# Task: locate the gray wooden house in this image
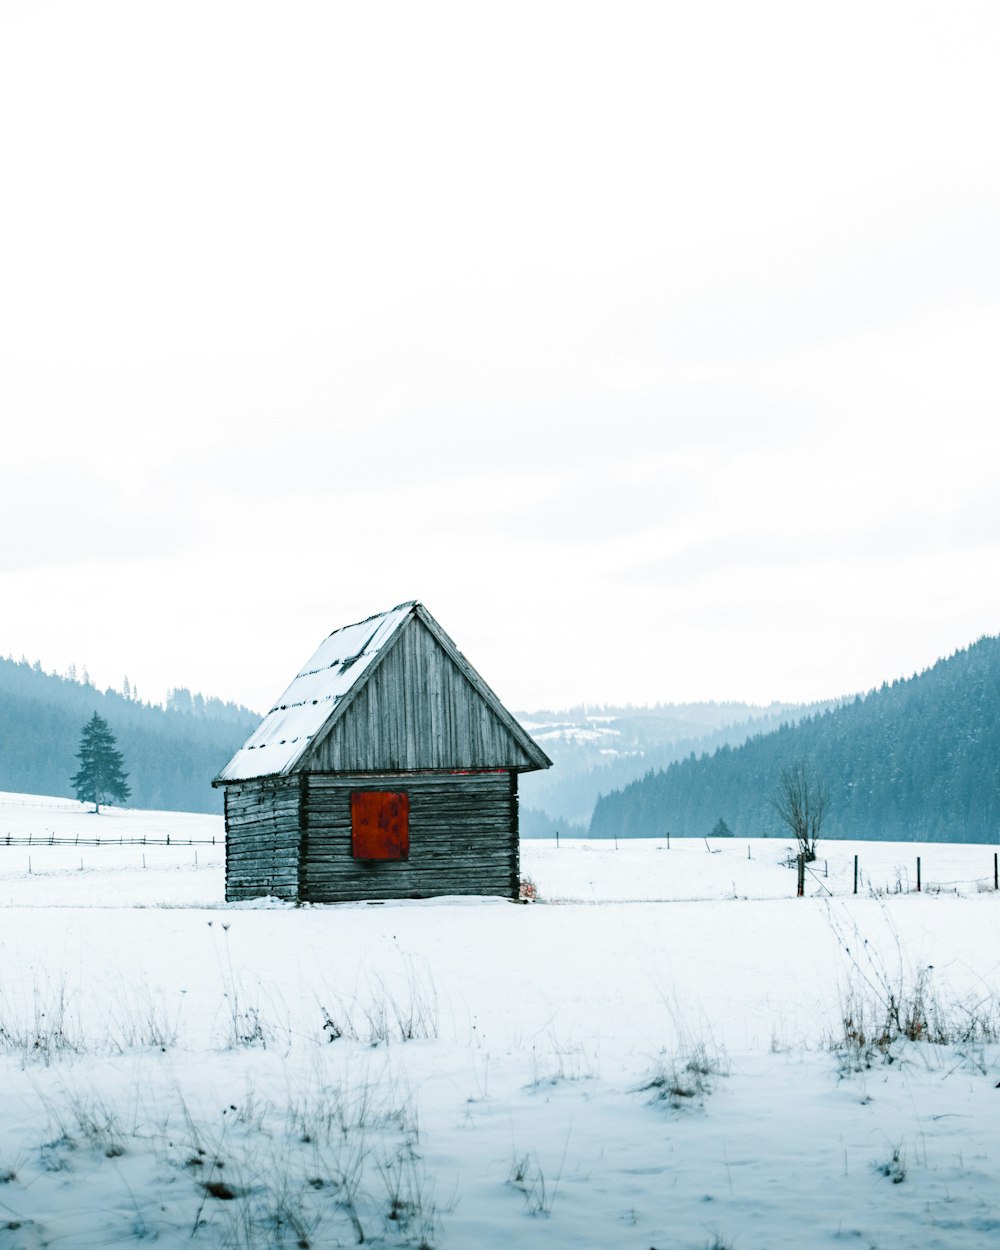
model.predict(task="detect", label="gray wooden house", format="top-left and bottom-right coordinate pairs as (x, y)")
top-left (214, 602), bottom-right (551, 902)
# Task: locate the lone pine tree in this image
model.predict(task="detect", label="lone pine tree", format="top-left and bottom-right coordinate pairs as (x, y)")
top-left (71, 712), bottom-right (131, 813)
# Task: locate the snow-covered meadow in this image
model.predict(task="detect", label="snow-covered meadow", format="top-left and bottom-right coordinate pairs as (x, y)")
top-left (1, 793), bottom-right (998, 1249)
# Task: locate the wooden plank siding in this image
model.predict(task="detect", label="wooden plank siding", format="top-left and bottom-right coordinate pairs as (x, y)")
top-left (224, 777), bottom-right (302, 901)
top-left (303, 616), bottom-right (537, 773)
top-left (300, 771), bottom-right (519, 903)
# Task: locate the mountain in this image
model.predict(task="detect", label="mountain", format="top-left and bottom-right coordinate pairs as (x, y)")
top-left (0, 657), bottom-right (259, 814)
top-left (516, 699), bottom-right (834, 836)
top-left (590, 635), bottom-right (1000, 844)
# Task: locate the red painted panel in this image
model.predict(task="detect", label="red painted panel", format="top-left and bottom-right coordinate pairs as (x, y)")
top-left (351, 791), bottom-right (409, 860)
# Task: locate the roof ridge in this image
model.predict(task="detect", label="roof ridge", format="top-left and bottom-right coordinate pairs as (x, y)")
top-left (323, 601), bottom-right (417, 639)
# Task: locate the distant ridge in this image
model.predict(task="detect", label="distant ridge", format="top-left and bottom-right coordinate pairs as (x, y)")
top-left (0, 658), bottom-right (258, 814)
top-left (590, 635), bottom-right (1000, 844)
top-left (516, 697), bottom-right (834, 834)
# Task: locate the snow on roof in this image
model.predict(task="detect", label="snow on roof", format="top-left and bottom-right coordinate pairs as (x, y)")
top-left (215, 602), bottom-right (415, 783)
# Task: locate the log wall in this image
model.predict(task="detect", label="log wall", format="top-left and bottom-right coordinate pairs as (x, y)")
top-left (224, 776), bottom-right (302, 902)
top-left (301, 770), bottom-right (519, 903)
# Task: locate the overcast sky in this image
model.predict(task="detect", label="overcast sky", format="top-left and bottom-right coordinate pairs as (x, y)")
top-left (1, 1), bottom-right (998, 715)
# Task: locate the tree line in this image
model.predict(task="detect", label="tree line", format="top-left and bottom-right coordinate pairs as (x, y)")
top-left (517, 697), bottom-right (835, 828)
top-left (589, 634), bottom-right (1000, 844)
top-left (0, 656), bottom-right (259, 814)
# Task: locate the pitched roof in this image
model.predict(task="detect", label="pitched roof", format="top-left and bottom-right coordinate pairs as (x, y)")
top-left (215, 601), bottom-right (551, 783)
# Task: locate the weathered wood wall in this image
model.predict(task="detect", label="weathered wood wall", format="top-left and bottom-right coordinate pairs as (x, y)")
top-left (301, 770), bottom-right (519, 903)
top-left (224, 776), bottom-right (301, 902)
top-left (305, 616), bottom-right (537, 772)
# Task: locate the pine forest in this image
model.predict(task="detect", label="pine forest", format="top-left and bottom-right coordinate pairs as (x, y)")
top-left (590, 635), bottom-right (1000, 844)
top-left (0, 657), bottom-right (258, 814)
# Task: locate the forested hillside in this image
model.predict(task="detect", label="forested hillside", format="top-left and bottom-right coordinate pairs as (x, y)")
top-left (517, 698), bottom-right (828, 834)
top-left (0, 658), bottom-right (258, 813)
top-left (590, 635), bottom-right (1000, 844)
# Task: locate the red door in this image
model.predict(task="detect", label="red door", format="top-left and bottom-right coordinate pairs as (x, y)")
top-left (351, 791), bottom-right (409, 860)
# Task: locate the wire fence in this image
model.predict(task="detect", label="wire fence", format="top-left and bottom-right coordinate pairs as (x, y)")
top-left (799, 850), bottom-right (1000, 898)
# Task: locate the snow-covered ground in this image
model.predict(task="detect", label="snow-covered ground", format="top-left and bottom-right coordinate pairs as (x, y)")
top-left (0, 793), bottom-right (998, 1248)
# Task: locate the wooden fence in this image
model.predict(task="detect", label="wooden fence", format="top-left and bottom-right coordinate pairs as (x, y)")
top-left (1, 833), bottom-right (218, 847)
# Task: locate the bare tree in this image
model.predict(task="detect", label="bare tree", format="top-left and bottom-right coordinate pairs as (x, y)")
top-left (770, 761), bottom-right (827, 862)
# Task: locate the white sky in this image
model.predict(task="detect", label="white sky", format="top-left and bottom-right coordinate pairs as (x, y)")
top-left (1, 1), bottom-right (998, 714)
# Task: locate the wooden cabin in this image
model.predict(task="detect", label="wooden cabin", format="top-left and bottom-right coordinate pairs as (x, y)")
top-left (214, 602), bottom-right (551, 902)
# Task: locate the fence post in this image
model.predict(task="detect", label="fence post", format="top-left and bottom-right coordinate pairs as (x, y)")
top-left (853, 854), bottom-right (858, 895)
top-left (916, 856), bottom-right (921, 893)
top-left (555, 830), bottom-right (559, 849)
top-left (796, 853), bottom-right (805, 897)
top-left (995, 852), bottom-right (998, 891)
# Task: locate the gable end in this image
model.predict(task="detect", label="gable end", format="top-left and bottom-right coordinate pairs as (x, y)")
top-left (301, 611), bottom-right (550, 773)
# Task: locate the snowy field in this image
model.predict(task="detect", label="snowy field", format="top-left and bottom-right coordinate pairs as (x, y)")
top-left (1, 794), bottom-right (999, 1249)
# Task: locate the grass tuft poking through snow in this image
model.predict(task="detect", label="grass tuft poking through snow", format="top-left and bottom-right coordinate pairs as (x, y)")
top-left (507, 1150), bottom-right (556, 1218)
top-left (874, 1142), bottom-right (907, 1184)
top-left (157, 1062), bottom-right (444, 1247)
top-left (640, 1039), bottom-right (729, 1109)
top-left (316, 957), bottom-right (440, 1047)
top-left (828, 902), bottom-right (1000, 1072)
top-left (0, 977), bottom-right (84, 1066)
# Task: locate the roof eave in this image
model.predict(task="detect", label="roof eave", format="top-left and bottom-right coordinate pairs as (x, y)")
top-left (213, 756), bottom-right (303, 787)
